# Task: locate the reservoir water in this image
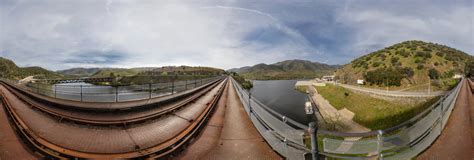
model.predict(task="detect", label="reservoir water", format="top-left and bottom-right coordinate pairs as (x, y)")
top-left (249, 80), bottom-right (312, 125)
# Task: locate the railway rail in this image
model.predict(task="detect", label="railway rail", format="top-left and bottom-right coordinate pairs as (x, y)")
top-left (0, 78), bottom-right (228, 159)
top-left (0, 78), bottom-right (223, 125)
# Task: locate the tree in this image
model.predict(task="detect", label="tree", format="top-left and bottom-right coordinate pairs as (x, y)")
top-left (428, 68), bottom-right (440, 79)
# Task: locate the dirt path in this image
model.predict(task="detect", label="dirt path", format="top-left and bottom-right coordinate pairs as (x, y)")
top-left (177, 79), bottom-right (281, 160)
top-left (417, 79), bottom-right (473, 159)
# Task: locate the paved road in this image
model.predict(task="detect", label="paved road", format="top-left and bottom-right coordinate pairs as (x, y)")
top-left (177, 80), bottom-right (281, 160)
top-left (337, 83), bottom-right (446, 97)
top-left (417, 79), bottom-right (473, 159)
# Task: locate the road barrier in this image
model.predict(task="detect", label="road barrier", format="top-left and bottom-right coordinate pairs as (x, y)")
top-left (1, 76), bottom-right (222, 102)
top-left (232, 78), bottom-right (464, 159)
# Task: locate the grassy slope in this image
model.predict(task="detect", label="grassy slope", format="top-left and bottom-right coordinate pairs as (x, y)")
top-left (0, 57), bottom-right (63, 80)
top-left (336, 40), bottom-right (473, 90)
top-left (239, 60), bottom-right (338, 80)
top-left (315, 84), bottom-right (439, 130)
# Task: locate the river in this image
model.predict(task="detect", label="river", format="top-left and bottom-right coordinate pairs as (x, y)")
top-left (249, 80), bottom-right (313, 125)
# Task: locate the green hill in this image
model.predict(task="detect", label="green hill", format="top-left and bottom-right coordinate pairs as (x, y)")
top-left (57, 68), bottom-right (102, 77)
top-left (118, 66), bottom-right (224, 84)
top-left (0, 57), bottom-right (63, 80)
top-left (336, 40), bottom-right (473, 89)
top-left (235, 59), bottom-right (339, 80)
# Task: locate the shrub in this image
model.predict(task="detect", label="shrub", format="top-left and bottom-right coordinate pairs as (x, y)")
top-left (391, 57), bottom-right (399, 64)
top-left (364, 67), bottom-right (405, 86)
top-left (372, 62), bottom-right (381, 67)
top-left (428, 68), bottom-right (440, 79)
top-left (417, 64), bottom-right (424, 70)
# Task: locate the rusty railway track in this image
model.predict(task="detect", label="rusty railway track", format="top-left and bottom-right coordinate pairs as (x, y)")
top-left (0, 77), bottom-right (223, 111)
top-left (0, 78), bottom-right (224, 126)
top-left (0, 77), bottom-right (228, 159)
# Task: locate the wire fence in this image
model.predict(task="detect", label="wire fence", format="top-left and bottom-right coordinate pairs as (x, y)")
top-left (2, 76), bottom-right (223, 102)
top-left (231, 77), bottom-right (464, 160)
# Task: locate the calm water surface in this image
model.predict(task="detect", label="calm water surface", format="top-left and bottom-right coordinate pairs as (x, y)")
top-left (250, 80), bottom-right (312, 124)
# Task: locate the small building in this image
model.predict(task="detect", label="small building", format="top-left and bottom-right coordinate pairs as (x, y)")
top-left (453, 74), bottom-right (463, 79)
top-left (357, 79), bottom-right (365, 85)
top-left (322, 75), bottom-right (335, 82)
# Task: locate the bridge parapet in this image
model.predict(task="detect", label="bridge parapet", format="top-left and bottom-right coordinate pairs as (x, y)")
top-left (232, 78), bottom-right (465, 160)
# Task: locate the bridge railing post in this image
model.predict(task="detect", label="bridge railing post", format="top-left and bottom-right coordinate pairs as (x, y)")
top-left (308, 122), bottom-right (319, 160)
top-left (171, 80), bottom-right (174, 95)
top-left (439, 100), bottom-right (444, 132)
top-left (115, 86), bottom-right (118, 102)
top-left (377, 130), bottom-right (384, 159)
top-left (149, 83), bottom-right (152, 99)
top-left (54, 85), bottom-right (57, 98)
top-left (80, 85), bottom-right (83, 102)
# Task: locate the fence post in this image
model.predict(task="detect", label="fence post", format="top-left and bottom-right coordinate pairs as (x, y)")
top-left (377, 130), bottom-right (384, 159)
top-left (115, 86), bottom-right (118, 102)
top-left (194, 79), bottom-right (197, 88)
top-left (149, 83), bottom-right (152, 99)
top-left (309, 122), bottom-right (319, 160)
top-left (54, 85), bottom-right (57, 98)
top-left (248, 92), bottom-right (252, 113)
top-left (439, 100), bottom-right (444, 130)
top-left (171, 80), bottom-right (174, 95)
top-left (80, 85), bottom-right (83, 102)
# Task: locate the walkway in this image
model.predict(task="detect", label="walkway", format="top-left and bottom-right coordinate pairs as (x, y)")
top-left (177, 79), bottom-right (281, 160)
top-left (417, 79), bottom-right (473, 159)
top-left (0, 97), bottom-right (38, 159)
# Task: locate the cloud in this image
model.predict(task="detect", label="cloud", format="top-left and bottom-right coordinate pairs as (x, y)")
top-left (0, 0), bottom-right (472, 70)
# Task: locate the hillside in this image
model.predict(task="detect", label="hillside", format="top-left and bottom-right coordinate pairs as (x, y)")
top-left (57, 68), bottom-right (102, 77)
top-left (336, 40), bottom-right (473, 89)
top-left (0, 57), bottom-right (63, 80)
top-left (118, 66), bottom-right (225, 84)
top-left (234, 59), bottom-right (339, 80)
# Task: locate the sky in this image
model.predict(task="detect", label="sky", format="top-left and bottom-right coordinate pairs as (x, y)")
top-left (0, 0), bottom-right (473, 71)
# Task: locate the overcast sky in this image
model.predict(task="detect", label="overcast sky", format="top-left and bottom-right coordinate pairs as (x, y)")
top-left (0, 0), bottom-right (473, 70)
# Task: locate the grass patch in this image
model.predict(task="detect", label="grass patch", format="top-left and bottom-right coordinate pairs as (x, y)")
top-left (295, 85), bottom-right (308, 93)
top-left (315, 84), bottom-right (440, 130)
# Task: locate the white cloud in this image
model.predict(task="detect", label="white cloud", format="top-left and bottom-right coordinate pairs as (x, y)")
top-left (0, 0), bottom-right (315, 70)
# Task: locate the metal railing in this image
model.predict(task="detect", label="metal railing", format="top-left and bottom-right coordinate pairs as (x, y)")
top-left (231, 78), bottom-right (312, 160)
top-left (1, 76), bottom-right (223, 102)
top-left (232, 77), bottom-right (464, 160)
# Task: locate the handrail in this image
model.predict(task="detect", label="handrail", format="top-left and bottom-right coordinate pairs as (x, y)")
top-left (232, 76), bottom-right (465, 159)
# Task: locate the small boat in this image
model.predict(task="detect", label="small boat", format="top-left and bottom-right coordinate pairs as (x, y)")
top-left (305, 100), bottom-right (313, 115)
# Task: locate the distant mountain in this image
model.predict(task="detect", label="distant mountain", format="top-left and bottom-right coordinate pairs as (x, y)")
top-left (57, 68), bottom-right (102, 77)
top-left (336, 40), bottom-right (474, 88)
top-left (235, 59), bottom-right (340, 80)
top-left (0, 57), bottom-right (63, 80)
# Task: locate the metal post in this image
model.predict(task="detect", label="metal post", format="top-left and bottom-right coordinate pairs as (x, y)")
top-left (149, 83), bottom-right (152, 99)
top-left (309, 122), bottom-right (319, 160)
top-left (377, 130), bottom-right (384, 159)
top-left (171, 80), bottom-right (174, 95)
top-left (439, 101), bottom-right (444, 130)
top-left (54, 85), bottom-right (57, 98)
top-left (80, 85), bottom-right (83, 102)
top-left (115, 86), bottom-right (118, 102)
top-left (194, 79), bottom-right (197, 88)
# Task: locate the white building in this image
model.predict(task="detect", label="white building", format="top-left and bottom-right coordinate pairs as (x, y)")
top-left (357, 79), bottom-right (365, 85)
top-left (322, 75), bottom-right (335, 82)
top-left (453, 74), bottom-right (463, 79)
